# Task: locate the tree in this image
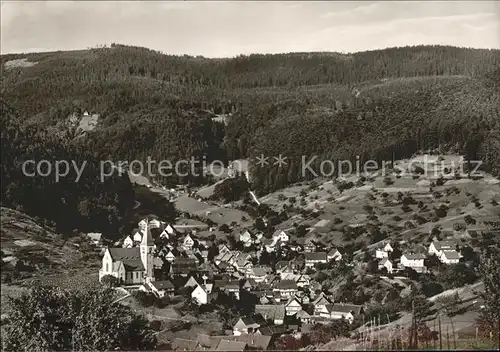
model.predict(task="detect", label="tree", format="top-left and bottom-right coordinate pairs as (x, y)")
top-left (476, 250), bottom-right (500, 343)
top-left (464, 215), bottom-right (476, 225)
top-left (2, 286), bottom-right (155, 351)
top-left (274, 335), bottom-right (302, 350)
top-left (100, 274), bottom-right (119, 287)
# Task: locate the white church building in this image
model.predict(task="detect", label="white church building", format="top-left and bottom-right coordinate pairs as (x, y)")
top-left (99, 227), bottom-right (155, 285)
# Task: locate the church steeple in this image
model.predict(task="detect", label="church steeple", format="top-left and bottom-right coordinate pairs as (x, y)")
top-left (140, 226), bottom-right (155, 282)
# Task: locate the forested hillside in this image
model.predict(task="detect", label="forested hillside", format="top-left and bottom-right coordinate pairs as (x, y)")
top-left (0, 100), bottom-right (135, 235)
top-left (1, 44), bottom-right (499, 196)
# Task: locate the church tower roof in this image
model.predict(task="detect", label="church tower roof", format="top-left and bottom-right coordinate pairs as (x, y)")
top-left (141, 227), bottom-right (154, 246)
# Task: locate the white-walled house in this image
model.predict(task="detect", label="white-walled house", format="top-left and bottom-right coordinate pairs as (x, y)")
top-left (305, 252), bottom-right (328, 268)
top-left (439, 250), bottom-right (461, 264)
top-left (191, 283), bottom-right (215, 305)
top-left (376, 243), bottom-right (393, 259)
top-left (122, 235), bottom-right (134, 248)
top-left (138, 219), bottom-right (148, 231)
top-left (285, 296), bottom-right (303, 316)
top-left (149, 219), bottom-right (162, 229)
top-left (183, 234), bottom-right (195, 249)
top-left (400, 253), bottom-right (426, 272)
top-left (378, 258), bottom-right (393, 274)
top-left (428, 241), bottom-right (456, 257)
top-left (327, 248), bottom-right (343, 262)
top-left (133, 230), bottom-right (144, 243)
top-left (273, 230), bottom-right (289, 243)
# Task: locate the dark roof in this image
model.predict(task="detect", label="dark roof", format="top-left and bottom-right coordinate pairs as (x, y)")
top-left (433, 241), bottom-right (456, 250)
top-left (109, 247), bottom-right (140, 260)
top-left (330, 303), bottom-right (363, 315)
top-left (122, 259), bottom-right (144, 271)
top-left (108, 248), bottom-right (144, 271)
top-left (151, 280), bottom-right (174, 290)
top-left (305, 252), bottom-right (327, 261)
top-left (274, 279), bottom-right (298, 290)
top-left (258, 325), bottom-right (289, 336)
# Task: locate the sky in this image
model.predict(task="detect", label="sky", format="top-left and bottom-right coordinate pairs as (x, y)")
top-left (1, 1), bottom-right (499, 57)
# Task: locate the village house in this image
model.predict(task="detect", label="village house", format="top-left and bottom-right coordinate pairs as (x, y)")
top-left (148, 218), bottom-right (162, 229)
top-left (182, 234), bottom-right (195, 250)
top-left (191, 277), bottom-right (216, 305)
top-left (183, 276), bottom-right (200, 288)
top-left (122, 235), bottom-right (134, 248)
top-left (375, 242), bottom-right (394, 259)
top-left (324, 303), bottom-right (363, 324)
top-left (170, 258), bottom-right (198, 276)
top-left (221, 281), bottom-right (241, 299)
top-left (304, 237), bottom-right (318, 252)
top-left (428, 240), bottom-right (456, 257)
top-left (272, 230), bottom-right (289, 243)
top-left (247, 266), bottom-right (271, 283)
top-left (99, 227), bottom-right (155, 285)
top-left (312, 292), bottom-right (333, 316)
top-left (285, 296), bottom-right (303, 316)
top-left (400, 253), bottom-right (426, 272)
top-left (147, 280), bottom-right (175, 298)
top-left (439, 250), bottom-right (461, 264)
top-left (305, 252), bottom-right (328, 268)
top-left (138, 219), bottom-right (148, 231)
top-left (272, 280), bottom-right (298, 297)
top-left (195, 334), bottom-right (271, 351)
top-left (255, 305), bottom-right (285, 325)
top-left (164, 250), bottom-right (176, 262)
top-left (378, 258), bottom-right (394, 274)
top-left (233, 315), bottom-right (265, 335)
top-left (86, 232), bottom-right (102, 246)
top-left (327, 248), bottom-right (343, 262)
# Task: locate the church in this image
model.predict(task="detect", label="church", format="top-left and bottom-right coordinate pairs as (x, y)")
top-left (99, 227), bottom-right (155, 285)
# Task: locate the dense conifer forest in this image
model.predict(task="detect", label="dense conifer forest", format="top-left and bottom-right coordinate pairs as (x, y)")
top-left (1, 44), bottom-right (499, 225)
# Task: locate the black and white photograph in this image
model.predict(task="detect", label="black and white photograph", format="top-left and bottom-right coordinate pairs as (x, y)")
top-left (1, 1), bottom-right (499, 351)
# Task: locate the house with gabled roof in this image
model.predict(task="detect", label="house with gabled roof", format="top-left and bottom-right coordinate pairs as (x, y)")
top-left (148, 280), bottom-right (175, 298)
top-left (255, 305), bottom-right (285, 325)
top-left (439, 250), bottom-right (461, 264)
top-left (318, 303), bottom-right (363, 324)
top-left (273, 229), bottom-right (289, 243)
top-left (183, 275), bottom-right (199, 288)
top-left (272, 280), bottom-right (298, 297)
top-left (378, 258), bottom-right (393, 274)
top-left (285, 295), bottom-right (303, 316)
top-left (312, 292), bottom-right (333, 316)
top-left (375, 242), bottom-right (394, 259)
top-left (304, 237), bottom-right (318, 252)
top-left (305, 252), bottom-right (328, 268)
top-left (182, 234), bottom-right (195, 249)
top-left (247, 266), bottom-right (271, 283)
top-left (122, 235), bottom-right (134, 248)
top-left (233, 315), bottom-right (266, 335)
top-left (400, 253), bottom-right (426, 272)
top-left (428, 240), bottom-right (456, 257)
top-left (138, 218), bottom-right (148, 231)
top-left (327, 248), bottom-right (343, 262)
top-left (296, 309), bottom-right (312, 324)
